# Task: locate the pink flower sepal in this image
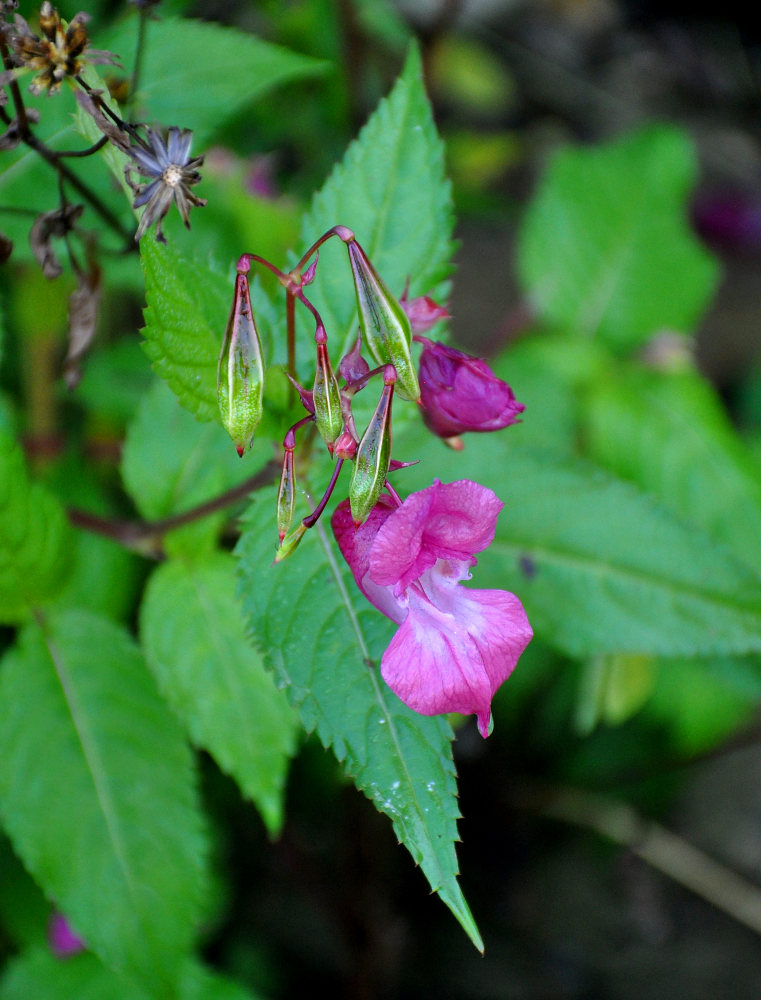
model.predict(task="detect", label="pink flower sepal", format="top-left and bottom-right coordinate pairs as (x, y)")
top-left (331, 479), bottom-right (532, 737)
top-left (399, 282), bottom-right (450, 334)
top-left (416, 337), bottom-right (525, 440)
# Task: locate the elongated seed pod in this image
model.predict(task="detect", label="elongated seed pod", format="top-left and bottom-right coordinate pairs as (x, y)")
top-left (217, 271), bottom-right (265, 456)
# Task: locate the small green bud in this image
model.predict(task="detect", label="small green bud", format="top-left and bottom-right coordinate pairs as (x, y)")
top-left (349, 365), bottom-right (396, 524)
top-left (312, 329), bottom-right (343, 451)
top-left (217, 271), bottom-right (265, 456)
top-left (341, 236), bottom-right (420, 403)
top-left (274, 522), bottom-right (307, 562)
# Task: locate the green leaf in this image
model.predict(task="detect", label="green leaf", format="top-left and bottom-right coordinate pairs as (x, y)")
top-left (490, 333), bottom-right (609, 455)
top-left (647, 657), bottom-right (759, 754)
top-left (140, 553), bottom-right (298, 835)
top-left (75, 336), bottom-right (154, 429)
top-left (0, 950), bottom-right (263, 1000)
top-left (140, 234), bottom-right (284, 422)
top-left (298, 43), bottom-right (454, 357)
top-left (0, 102), bottom-right (90, 255)
top-left (140, 240), bottom-right (231, 421)
top-left (0, 611), bottom-right (208, 989)
top-left (394, 433), bottom-right (761, 659)
top-left (51, 529), bottom-right (142, 621)
top-left (0, 429), bottom-right (74, 623)
top-left (175, 955), bottom-right (265, 1000)
top-left (489, 452), bottom-right (761, 657)
top-left (101, 17), bottom-right (329, 147)
top-left (121, 379), bottom-right (266, 556)
top-left (0, 950), bottom-right (145, 1000)
top-left (0, 839), bottom-right (50, 951)
top-left (517, 125), bottom-right (720, 352)
top-left (583, 364), bottom-right (761, 573)
top-left (236, 490), bottom-right (483, 951)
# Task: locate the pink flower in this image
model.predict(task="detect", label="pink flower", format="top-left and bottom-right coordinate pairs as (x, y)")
top-left (416, 337), bottom-right (525, 440)
top-left (48, 912), bottom-right (85, 958)
top-left (331, 480), bottom-right (532, 737)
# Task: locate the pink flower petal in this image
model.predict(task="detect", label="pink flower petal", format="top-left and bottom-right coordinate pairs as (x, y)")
top-left (380, 572), bottom-right (532, 737)
top-left (331, 497), bottom-right (404, 622)
top-left (369, 480), bottom-right (503, 592)
top-left (332, 479), bottom-right (533, 737)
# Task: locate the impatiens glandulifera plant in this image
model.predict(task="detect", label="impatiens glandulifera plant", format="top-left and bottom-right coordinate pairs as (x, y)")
top-left (216, 229), bottom-right (531, 689)
top-left (7, 6), bottom-right (761, 994)
top-left (2, 29), bottom-right (533, 975)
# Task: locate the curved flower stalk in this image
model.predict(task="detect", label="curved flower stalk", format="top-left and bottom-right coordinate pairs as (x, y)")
top-left (331, 479), bottom-right (533, 737)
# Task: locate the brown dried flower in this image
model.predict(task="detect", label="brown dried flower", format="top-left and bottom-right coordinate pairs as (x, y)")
top-left (1, 2), bottom-right (117, 96)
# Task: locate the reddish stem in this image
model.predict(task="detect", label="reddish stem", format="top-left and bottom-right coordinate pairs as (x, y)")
top-left (302, 459), bottom-right (345, 529)
top-left (295, 224), bottom-right (355, 273)
top-left (384, 480), bottom-right (403, 507)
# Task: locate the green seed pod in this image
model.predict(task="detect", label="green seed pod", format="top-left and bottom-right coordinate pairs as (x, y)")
top-left (277, 430), bottom-right (297, 542)
top-left (349, 365), bottom-right (396, 524)
top-left (274, 522), bottom-right (307, 563)
top-left (343, 237), bottom-right (420, 403)
top-left (312, 332), bottom-right (343, 451)
top-left (217, 271), bottom-right (265, 456)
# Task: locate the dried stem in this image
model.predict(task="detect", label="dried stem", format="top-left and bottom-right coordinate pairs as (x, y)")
top-left (57, 135), bottom-right (109, 158)
top-left (515, 782), bottom-right (761, 938)
top-left (0, 35), bottom-right (132, 244)
top-left (0, 32), bottom-right (29, 134)
top-left (68, 459), bottom-right (280, 552)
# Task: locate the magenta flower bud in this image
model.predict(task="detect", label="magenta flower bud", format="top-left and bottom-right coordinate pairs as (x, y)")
top-left (334, 429), bottom-right (358, 461)
top-left (286, 373), bottom-right (315, 415)
top-left (339, 334), bottom-right (370, 386)
top-left (48, 912), bottom-right (86, 958)
top-left (416, 337), bottom-right (525, 440)
top-left (399, 281), bottom-right (450, 334)
top-left (301, 255), bottom-right (319, 286)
